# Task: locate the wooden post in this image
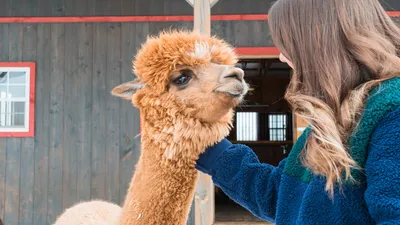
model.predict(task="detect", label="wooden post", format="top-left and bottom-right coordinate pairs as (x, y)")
top-left (194, 0), bottom-right (210, 34)
top-left (185, 1), bottom-right (219, 224)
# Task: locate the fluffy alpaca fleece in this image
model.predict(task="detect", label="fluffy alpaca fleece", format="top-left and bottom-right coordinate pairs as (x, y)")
top-left (53, 30), bottom-right (247, 225)
top-left (52, 200), bottom-right (121, 225)
top-left (117, 94), bottom-right (234, 225)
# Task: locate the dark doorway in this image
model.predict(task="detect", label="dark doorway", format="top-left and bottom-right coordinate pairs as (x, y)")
top-left (214, 58), bottom-right (293, 223)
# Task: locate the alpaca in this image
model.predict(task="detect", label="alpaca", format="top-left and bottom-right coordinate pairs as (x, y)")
top-left (53, 30), bottom-right (248, 225)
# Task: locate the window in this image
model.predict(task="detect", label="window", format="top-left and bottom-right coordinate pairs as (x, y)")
top-left (236, 112), bottom-right (258, 141)
top-left (234, 112), bottom-right (292, 142)
top-left (268, 113), bottom-right (287, 141)
top-left (0, 62), bottom-right (35, 137)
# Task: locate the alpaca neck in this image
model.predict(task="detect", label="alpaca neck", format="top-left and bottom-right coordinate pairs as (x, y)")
top-left (119, 116), bottom-right (231, 225)
top-left (118, 140), bottom-right (199, 225)
top-left (118, 94), bottom-right (232, 225)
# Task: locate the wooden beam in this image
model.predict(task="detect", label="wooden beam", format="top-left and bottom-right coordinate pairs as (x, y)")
top-left (193, 0), bottom-right (211, 35)
top-left (194, 174), bottom-right (214, 225)
top-left (186, 0), bottom-right (215, 224)
top-left (1, 11), bottom-right (400, 24)
top-left (187, 0), bottom-right (219, 9)
top-left (186, 0), bottom-right (194, 7)
top-left (210, 0), bottom-right (220, 7)
top-left (0, 14), bottom-right (270, 24)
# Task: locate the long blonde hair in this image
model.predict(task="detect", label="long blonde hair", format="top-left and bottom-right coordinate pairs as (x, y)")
top-left (268, 0), bottom-right (400, 196)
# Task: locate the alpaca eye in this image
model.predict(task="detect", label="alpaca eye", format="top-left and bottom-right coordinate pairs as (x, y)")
top-left (172, 70), bottom-right (193, 86)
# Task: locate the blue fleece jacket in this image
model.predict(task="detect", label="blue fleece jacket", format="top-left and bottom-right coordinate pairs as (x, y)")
top-left (196, 77), bottom-right (400, 225)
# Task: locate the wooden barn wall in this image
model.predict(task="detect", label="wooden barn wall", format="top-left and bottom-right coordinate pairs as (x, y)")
top-left (0, 18), bottom-right (275, 225)
top-left (0, 0), bottom-right (281, 16)
top-left (0, 22), bottom-right (167, 225)
top-left (1, 0), bottom-right (399, 17)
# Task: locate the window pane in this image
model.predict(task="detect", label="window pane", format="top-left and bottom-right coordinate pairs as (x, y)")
top-left (270, 129), bottom-right (276, 141)
top-left (0, 112), bottom-right (26, 128)
top-left (0, 99), bottom-right (11, 114)
top-left (0, 85), bottom-right (7, 96)
top-left (0, 114), bottom-right (22, 127)
top-left (9, 71), bottom-right (26, 84)
top-left (13, 114), bottom-right (25, 126)
top-left (0, 102), bottom-right (5, 115)
top-left (13, 102), bottom-right (25, 113)
top-left (9, 86), bottom-right (26, 98)
top-left (278, 130), bottom-right (283, 141)
top-left (0, 72), bottom-right (7, 84)
top-left (0, 114), bottom-right (8, 126)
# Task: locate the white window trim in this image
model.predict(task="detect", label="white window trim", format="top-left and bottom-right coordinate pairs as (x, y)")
top-left (0, 66), bottom-right (31, 133)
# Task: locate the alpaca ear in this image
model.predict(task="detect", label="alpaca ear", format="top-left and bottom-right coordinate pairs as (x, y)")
top-left (111, 78), bottom-right (145, 100)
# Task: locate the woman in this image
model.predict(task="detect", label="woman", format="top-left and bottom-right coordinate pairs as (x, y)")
top-left (196, 0), bottom-right (400, 224)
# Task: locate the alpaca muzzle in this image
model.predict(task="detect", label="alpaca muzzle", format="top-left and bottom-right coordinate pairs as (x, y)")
top-left (216, 67), bottom-right (248, 100)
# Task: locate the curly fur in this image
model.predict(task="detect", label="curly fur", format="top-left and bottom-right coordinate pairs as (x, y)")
top-left (53, 30), bottom-right (246, 225)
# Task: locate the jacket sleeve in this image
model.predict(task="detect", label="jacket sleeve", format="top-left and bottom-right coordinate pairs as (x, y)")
top-left (364, 106), bottom-right (400, 224)
top-left (196, 139), bottom-right (285, 222)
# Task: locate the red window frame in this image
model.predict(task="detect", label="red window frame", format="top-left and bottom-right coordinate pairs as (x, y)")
top-left (0, 62), bottom-right (36, 137)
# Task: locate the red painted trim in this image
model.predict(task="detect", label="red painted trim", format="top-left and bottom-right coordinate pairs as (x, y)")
top-left (211, 14), bottom-right (268, 21)
top-left (0, 16), bottom-right (192, 23)
top-left (235, 47), bottom-right (280, 56)
top-left (0, 11), bottom-right (398, 23)
top-left (0, 14), bottom-right (268, 23)
top-left (0, 62), bottom-right (35, 137)
top-left (387, 11), bottom-right (400, 17)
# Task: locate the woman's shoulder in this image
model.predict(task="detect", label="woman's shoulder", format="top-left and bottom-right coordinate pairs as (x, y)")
top-left (356, 77), bottom-right (400, 139)
top-left (363, 105), bottom-right (400, 173)
top-left (370, 105), bottom-right (400, 142)
top-left (365, 105), bottom-right (400, 182)
top-left (365, 77), bottom-right (400, 107)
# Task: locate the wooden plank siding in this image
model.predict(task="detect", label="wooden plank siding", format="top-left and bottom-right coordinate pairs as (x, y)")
top-left (19, 23), bottom-right (37, 225)
top-left (0, 18), bottom-right (274, 224)
top-left (33, 23), bottom-right (51, 225)
top-left (4, 23), bottom-right (23, 225)
top-left (105, 22), bottom-right (122, 204)
top-left (90, 22), bottom-right (108, 202)
top-left (1, 0), bottom-right (400, 16)
top-left (0, 22), bottom-right (137, 225)
top-left (0, 22), bottom-right (9, 225)
top-left (0, 19), bottom-right (274, 224)
top-left (47, 23), bottom-right (65, 225)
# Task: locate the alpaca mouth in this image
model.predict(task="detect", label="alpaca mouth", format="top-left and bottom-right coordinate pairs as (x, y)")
top-left (215, 84), bottom-right (248, 100)
top-left (226, 92), bottom-right (242, 98)
top-left (215, 87), bottom-right (247, 100)
top-left (217, 90), bottom-right (245, 99)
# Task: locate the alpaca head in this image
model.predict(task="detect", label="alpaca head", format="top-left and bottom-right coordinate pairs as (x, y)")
top-left (112, 30), bottom-right (248, 123)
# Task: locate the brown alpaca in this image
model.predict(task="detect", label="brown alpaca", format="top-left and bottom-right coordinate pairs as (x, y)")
top-left (53, 30), bottom-right (248, 225)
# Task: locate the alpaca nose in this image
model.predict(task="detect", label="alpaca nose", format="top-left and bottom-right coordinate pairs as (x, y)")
top-left (224, 68), bottom-right (244, 81)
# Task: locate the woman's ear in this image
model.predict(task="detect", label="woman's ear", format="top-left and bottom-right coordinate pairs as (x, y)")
top-left (111, 78), bottom-right (145, 100)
